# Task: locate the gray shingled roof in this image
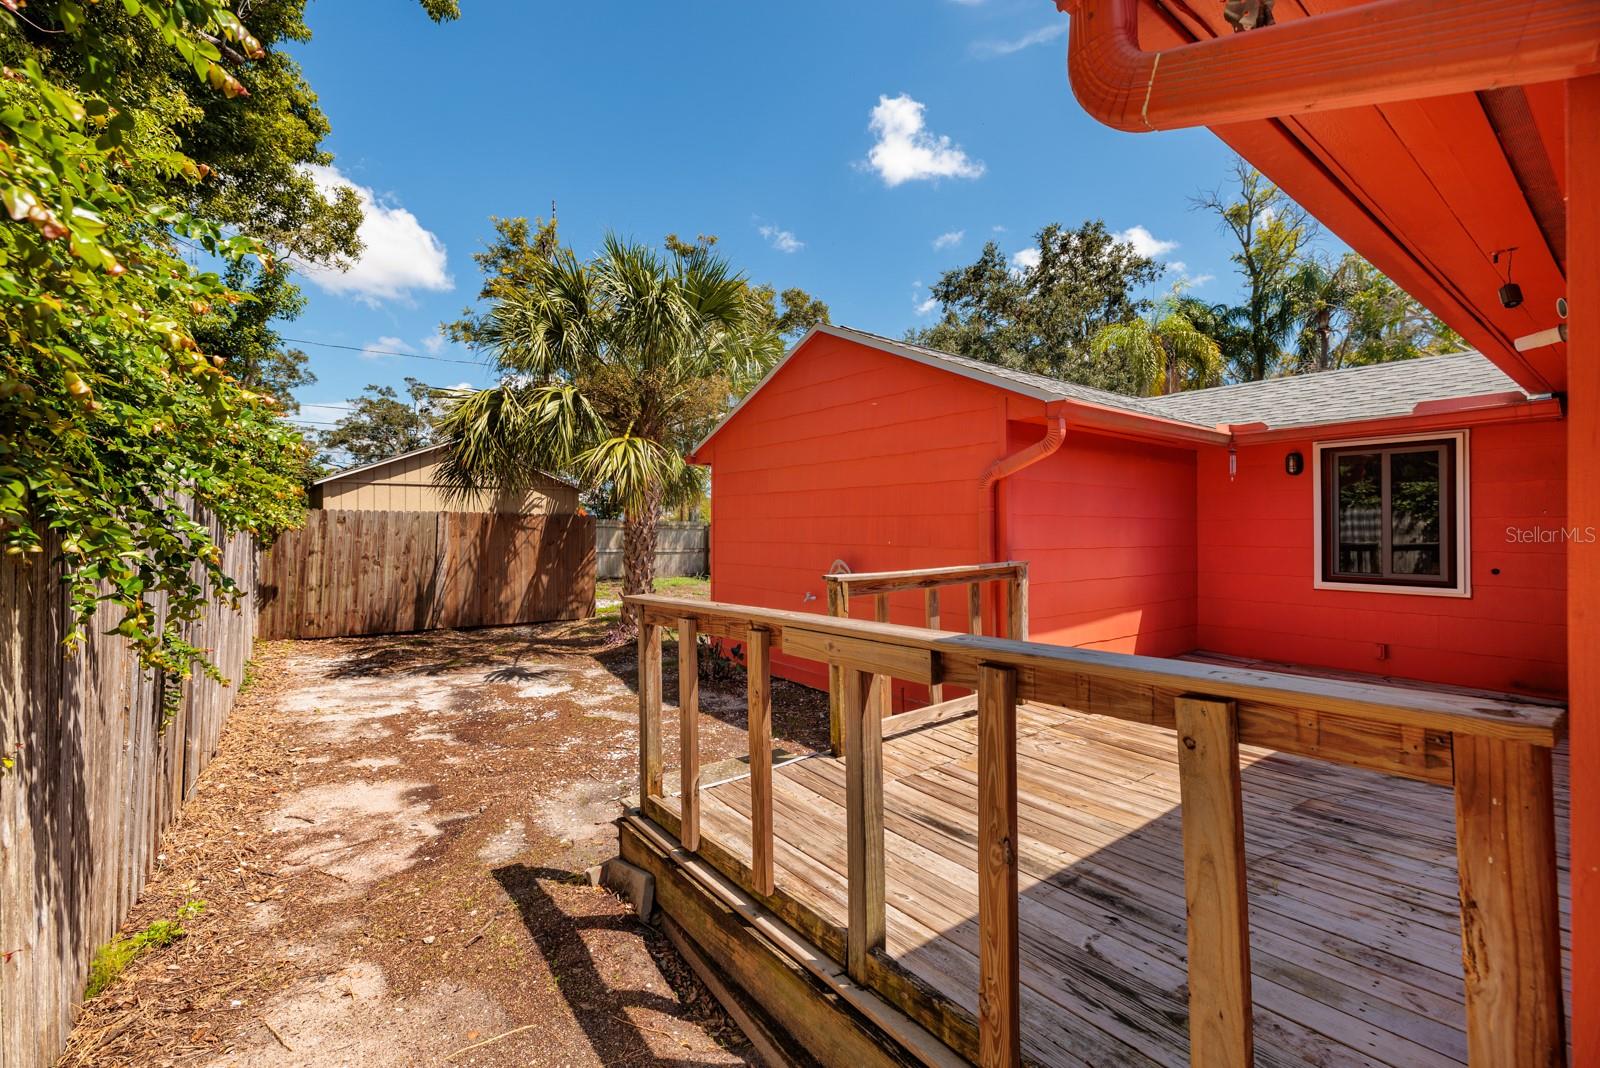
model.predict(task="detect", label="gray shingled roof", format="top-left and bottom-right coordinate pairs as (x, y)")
top-left (828, 326), bottom-right (1532, 431)
top-left (695, 325), bottom-right (1539, 456)
top-left (828, 326), bottom-right (1153, 416)
top-left (1140, 351), bottom-right (1528, 429)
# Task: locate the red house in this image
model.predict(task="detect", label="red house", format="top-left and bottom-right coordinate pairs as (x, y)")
top-left (692, 324), bottom-right (1566, 705)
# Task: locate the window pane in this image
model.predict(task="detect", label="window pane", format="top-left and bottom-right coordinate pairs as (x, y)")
top-left (1334, 453), bottom-right (1381, 575)
top-left (1390, 449), bottom-right (1443, 576)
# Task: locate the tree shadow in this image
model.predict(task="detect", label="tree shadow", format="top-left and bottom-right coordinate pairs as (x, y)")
top-left (490, 864), bottom-right (752, 1066)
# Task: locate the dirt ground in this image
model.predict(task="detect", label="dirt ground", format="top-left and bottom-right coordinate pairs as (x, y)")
top-left (61, 592), bottom-right (831, 1067)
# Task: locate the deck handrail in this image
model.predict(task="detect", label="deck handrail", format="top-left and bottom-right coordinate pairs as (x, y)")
top-left (824, 561), bottom-right (1029, 748)
top-left (627, 592), bottom-right (1568, 1068)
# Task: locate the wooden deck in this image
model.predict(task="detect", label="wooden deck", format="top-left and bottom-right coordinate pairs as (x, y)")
top-left (651, 697), bottom-right (1572, 1068)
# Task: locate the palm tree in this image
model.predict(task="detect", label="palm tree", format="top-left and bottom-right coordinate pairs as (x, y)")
top-left (1091, 299), bottom-right (1226, 396)
top-left (435, 235), bottom-right (778, 632)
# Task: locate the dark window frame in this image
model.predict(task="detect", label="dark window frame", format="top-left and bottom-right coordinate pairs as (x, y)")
top-left (1319, 438), bottom-right (1459, 590)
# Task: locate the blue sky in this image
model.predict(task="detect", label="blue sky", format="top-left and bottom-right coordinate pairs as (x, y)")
top-left (282, 1), bottom-right (1254, 431)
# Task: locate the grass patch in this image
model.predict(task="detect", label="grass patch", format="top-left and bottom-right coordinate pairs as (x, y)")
top-left (85, 901), bottom-right (205, 998)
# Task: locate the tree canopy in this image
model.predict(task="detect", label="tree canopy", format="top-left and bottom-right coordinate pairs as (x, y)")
top-left (0, 0), bottom-right (451, 686)
top-left (907, 220), bottom-right (1163, 391)
top-left (318, 379), bottom-right (438, 467)
top-left (437, 235), bottom-right (780, 629)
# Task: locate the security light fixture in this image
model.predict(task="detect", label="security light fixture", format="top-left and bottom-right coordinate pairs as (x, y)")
top-left (1285, 451), bottom-right (1304, 476)
top-left (1493, 248), bottom-right (1523, 309)
top-left (1224, 0), bottom-right (1275, 31)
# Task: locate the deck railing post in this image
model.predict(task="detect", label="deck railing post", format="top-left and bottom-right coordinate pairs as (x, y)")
top-left (978, 663), bottom-right (1021, 1068)
top-left (638, 621), bottom-right (662, 804)
top-left (873, 593), bottom-right (893, 720)
top-left (925, 588), bottom-right (945, 704)
top-left (843, 665), bottom-right (885, 983)
top-left (1007, 563), bottom-right (1029, 641)
top-left (1452, 736), bottom-right (1566, 1067)
top-left (748, 626), bottom-right (774, 896)
top-left (679, 618), bottom-right (700, 852)
top-left (1174, 695), bottom-right (1254, 1068)
top-left (826, 580), bottom-right (848, 757)
top-left (968, 581), bottom-right (983, 636)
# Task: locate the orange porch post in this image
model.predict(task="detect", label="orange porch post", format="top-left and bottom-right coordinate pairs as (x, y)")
top-left (1567, 72), bottom-right (1600, 1068)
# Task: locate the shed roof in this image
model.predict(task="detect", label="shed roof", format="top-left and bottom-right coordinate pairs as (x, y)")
top-left (312, 442), bottom-right (576, 488)
top-left (694, 324), bottom-right (1546, 456)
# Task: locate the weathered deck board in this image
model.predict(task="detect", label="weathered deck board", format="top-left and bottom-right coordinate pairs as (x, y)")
top-left (658, 699), bottom-right (1573, 1068)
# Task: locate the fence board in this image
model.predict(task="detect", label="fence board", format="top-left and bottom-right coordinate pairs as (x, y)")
top-left (595, 519), bottom-right (707, 579)
top-left (0, 506), bottom-right (257, 1068)
top-left (258, 510), bottom-right (595, 640)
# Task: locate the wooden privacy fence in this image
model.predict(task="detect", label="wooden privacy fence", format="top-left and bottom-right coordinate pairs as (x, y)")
top-left (257, 510), bottom-right (595, 640)
top-left (626, 590), bottom-right (1568, 1068)
top-left (596, 520), bottom-right (707, 579)
top-left (0, 512), bottom-right (257, 1068)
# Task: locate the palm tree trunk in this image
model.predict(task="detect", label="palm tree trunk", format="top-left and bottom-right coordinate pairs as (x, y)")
top-left (620, 484), bottom-right (663, 634)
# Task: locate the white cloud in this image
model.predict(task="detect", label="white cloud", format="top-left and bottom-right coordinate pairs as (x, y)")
top-left (1167, 260), bottom-right (1188, 275)
top-left (298, 164), bottom-right (452, 305)
top-left (421, 329), bottom-right (447, 355)
top-left (1010, 247), bottom-right (1041, 274)
top-left (912, 280), bottom-right (940, 317)
top-left (1113, 225), bottom-right (1179, 259)
top-left (932, 229), bottom-right (965, 250)
top-left (970, 22), bottom-right (1067, 59)
top-left (1184, 273), bottom-right (1216, 288)
top-left (865, 94), bottom-right (985, 187)
top-left (758, 224), bottom-right (804, 254)
top-left (362, 335), bottom-right (411, 359)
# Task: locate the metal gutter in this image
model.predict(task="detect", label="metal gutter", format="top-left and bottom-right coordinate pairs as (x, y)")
top-left (1060, 0), bottom-right (1600, 133)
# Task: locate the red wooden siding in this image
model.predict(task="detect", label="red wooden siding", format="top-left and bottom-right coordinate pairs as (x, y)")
top-left (1004, 428), bottom-right (1198, 656)
top-left (703, 334), bottom-right (1014, 701)
top-left (1195, 420), bottom-right (1567, 696)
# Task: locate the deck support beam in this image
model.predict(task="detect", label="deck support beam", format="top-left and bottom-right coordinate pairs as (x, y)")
top-left (1453, 736), bottom-right (1566, 1067)
top-left (638, 622), bottom-right (662, 803)
top-left (1175, 695), bottom-right (1254, 1068)
top-left (748, 626), bottom-right (774, 896)
top-left (679, 618), bottom-right (700, 852)
top-left (843, 665), bottom-right (886, 983)
top-left (977, 664), bottom-right (1021, 1068)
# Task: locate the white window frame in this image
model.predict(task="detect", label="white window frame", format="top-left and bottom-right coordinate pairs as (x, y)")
top-left (1311, 429), bottom-right (1471, 598)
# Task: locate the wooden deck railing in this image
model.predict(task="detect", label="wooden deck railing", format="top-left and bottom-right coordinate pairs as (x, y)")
top-left (626, 592), bottom-right (1568, 1068)
top-left (823, 561), bottom-right (1028, 751)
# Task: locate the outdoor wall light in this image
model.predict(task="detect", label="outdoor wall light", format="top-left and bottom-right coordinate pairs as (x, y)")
top-left (1285, 451), bottom-right (1304, 476)
top-left (1493, 247), bottom-right (1523, 309)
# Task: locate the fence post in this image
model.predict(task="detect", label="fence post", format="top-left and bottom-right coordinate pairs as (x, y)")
top-left (978, 664), bottom-right (1020, 1068)
top-left (638, 622), bottom-right (662, 804)
top-left (748, 626), bottom-right (774, 896)
top-left (1175, 695), bottom-right (1253, 1068)
top-left (843, 665), bottom-right (885, 983)
top-left (1453, 736), bottom-right (1565, 1067)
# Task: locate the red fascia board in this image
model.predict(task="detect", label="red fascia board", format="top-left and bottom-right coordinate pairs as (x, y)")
top-left (1059, 397), bottom-right (1231, 447)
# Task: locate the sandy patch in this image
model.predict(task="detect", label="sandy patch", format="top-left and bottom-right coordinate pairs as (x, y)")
top-left (201, 963), bottom-right (511, 1068)
top-left (271, 780), bottom-right (443, 892)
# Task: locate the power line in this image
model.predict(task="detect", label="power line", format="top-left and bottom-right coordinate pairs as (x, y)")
top-left (280, 336), bottom-right (486, 366)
